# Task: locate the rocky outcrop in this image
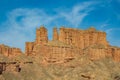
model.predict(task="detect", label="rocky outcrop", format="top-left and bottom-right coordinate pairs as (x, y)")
top-left (0, 26), bottom-right (120, 80)
top-left (53, 27), bottom-right (59, 41)
top-left (59, 27), bottom-right (109, 48)
top-left (25, 26), bottom-right (120, 63)
top-left (35, 26), bottom-right (48, 45)
top-left (0, 44), bottom-right (22, 57)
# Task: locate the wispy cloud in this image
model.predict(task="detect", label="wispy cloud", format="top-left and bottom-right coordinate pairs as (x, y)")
top-left (58, 1), bottom-right (97, 27)
top-left (0, 1), bottom-right (104, 51)
top-left (100, 23), bottom-right (109, 29)
top-left (7, 8), bottom-right (56, 31)
top-left (0, 8), bottom-right (56, 51)
top-left (106, 28), bottom-right (120, 47)
top-left (99, 19), bottom-right (110, 30)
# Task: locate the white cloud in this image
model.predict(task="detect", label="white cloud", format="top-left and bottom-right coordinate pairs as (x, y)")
top-left (0, 8), bottom-right (57, 52)
top-left (0, 1), bottom-right (99, 52)
top-left (100, 23), bottom-right (109, 29)
top-left (58, 1), bottom-right (97, 27)
top-left (99, 19), bottom-right (110, 30)
top-left (106, 28), bottom-right (120, 47)
top-left (7, 8), bottom-right (56, 31)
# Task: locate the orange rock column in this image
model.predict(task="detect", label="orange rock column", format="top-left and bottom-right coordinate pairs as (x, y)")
top-left (53, 27), bottom-right (59, 41)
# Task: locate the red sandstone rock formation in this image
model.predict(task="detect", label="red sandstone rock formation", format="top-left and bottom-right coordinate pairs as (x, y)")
top-left (0, 44), bottom-right (22, 57)
top-left (36, 26), bottom-right (48, 45)
top-left (25, 26), bottom-right (120, 63)
top-left (53, 27), bottom-right (59, 41)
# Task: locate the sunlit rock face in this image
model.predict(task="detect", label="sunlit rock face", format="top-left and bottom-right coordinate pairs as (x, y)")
top-left (25, 26), bottom-right (120, 64)
top-left (0, 44), bottom-right (22, 57)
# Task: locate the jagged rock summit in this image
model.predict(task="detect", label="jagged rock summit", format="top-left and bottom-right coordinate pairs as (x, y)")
top-left (0, 44), bottom-right (22, 57)
top-left (0, 26), bottom-right (120, 63)
top-left (25, 26), bottom-right (120, 64)
top-left (0, 26), bottom-right (120, 80)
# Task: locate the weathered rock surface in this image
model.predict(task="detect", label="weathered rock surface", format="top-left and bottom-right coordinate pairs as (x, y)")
top-left (25, 26), bottom-right (120, 63)
top-left (0, 26), bottom-right (120, 80)
top-left (0, 53), bottom-right (120, 80)
top-left (0, 44), bottom-right (22, 57)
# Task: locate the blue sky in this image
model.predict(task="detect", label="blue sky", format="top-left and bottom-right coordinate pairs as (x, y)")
top-left (0, 0), bottom-right (120, 51)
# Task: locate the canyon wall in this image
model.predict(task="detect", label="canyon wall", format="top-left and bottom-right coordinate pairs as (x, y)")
top-left (59, 27), bottom-right (109, 48)
top-left (25, 26), bottom-right (120, 63)
top-left (35, 26), bottom-right (48, 45)
top-left (0, 44), bottom-right (22, 57)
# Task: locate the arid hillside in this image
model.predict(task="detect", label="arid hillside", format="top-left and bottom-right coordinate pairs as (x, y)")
top-left (0, 53), bottom-right (120, 80)
top-left (0, 26), bottom-right (120, 80)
